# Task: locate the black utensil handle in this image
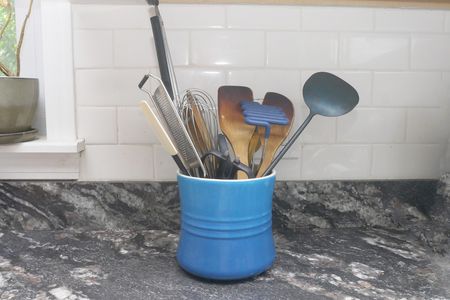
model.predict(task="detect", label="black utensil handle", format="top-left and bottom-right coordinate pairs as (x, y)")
top-left (232, 159), bottom-right (255, 179)
top-left (138, 74), bottom-right (149, 89)
top-left (217, 134), bottom-right (232, 178)
top-left (202, 151), bottom-right (225, 179)
top-left (150, 15), bottom-right (174, 100)
top-left (217, 134), bottom-right (228, 153)
top-left (263, 113), bottom-right (315, 177)
top-left (173, 155), bottom-right (188, 175)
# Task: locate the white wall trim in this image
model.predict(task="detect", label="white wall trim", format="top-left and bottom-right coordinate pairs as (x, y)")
top-left (0, 153), bottom-right (81, 180)
top-left (40, 0), bottom-right (77, 142)
top-left (0, 0), bottom-right (83, 180)
top-left (0, 138), bottom-right (84, 154)
top-left (15, 0), bottom-right (46, 134)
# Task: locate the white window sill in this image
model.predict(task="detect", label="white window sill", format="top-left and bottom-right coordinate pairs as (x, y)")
top-left (0, 138), bottom-right (85, 180)
top-left (0, 138), bottom-right (85, 154)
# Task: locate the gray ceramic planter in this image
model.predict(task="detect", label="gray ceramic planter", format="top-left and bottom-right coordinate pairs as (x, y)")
top-left (0, 77), bottom-right (38, 134)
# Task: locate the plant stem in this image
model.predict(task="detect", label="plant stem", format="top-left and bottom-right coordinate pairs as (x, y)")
top-left (0, 61), bottom-right (12, 76)
top-left (15, 0), bottom-right (34, 77)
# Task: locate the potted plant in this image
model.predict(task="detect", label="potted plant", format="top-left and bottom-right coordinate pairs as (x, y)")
top-left (0, 0), bottom-right (37, 144)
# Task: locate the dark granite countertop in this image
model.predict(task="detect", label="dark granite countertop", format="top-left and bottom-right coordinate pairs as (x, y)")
top-left (1, 175), bottom-right (449, 299)
top-left (1, 227), bottom-right (449, 300)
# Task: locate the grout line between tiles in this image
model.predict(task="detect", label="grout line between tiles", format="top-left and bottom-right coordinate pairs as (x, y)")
top-left (369, 144), bottom-right (374, 178)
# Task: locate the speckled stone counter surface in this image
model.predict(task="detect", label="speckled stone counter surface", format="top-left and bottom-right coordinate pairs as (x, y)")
top-left (1, 228), bottom-right (449, 300)
top-left (0, 175), bottom-right (449, 299)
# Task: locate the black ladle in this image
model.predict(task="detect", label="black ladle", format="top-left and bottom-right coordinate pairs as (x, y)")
top-left (263, 72), bottom-right (359, 176)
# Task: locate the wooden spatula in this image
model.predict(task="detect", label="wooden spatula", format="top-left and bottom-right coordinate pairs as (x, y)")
top-left (256, 92), bottom-right (294, 177)
top-left (218, 86), bottom-right (255, 179)
top-left (248, 129), bottom-right (261, 167)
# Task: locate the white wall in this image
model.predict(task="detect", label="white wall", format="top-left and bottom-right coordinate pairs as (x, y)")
top-left (15, 0), bottom-right (46, 136)
top-left (72, 4), bottom-right (450, 181)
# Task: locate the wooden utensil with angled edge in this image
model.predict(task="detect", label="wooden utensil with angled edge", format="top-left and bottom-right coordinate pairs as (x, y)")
top-left (256, 92), bottom-right (294, 177)
top-left (218, 86), bottom-right (255, 179)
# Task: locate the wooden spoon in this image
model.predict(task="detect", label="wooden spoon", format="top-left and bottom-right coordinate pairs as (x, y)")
top-left (218, 86), bottom-right (255, 179)
top-left (256, 92), bottom-right (294, 177)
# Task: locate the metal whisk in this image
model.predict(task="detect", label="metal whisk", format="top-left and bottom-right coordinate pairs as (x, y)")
top-left (179, 89), bottom-right (219, 178)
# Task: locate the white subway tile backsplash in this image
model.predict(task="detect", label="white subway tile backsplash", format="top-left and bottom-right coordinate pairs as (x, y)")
top-left (371, 144), bottom-right (444, 179)
top-left (114, 30), bottom-right (188, 68)
top-left (445, 12), bottom-right (450, 32)
top-left (406, 108), bottom-right (450, 143)
top-left (72, 5), bottom-right (150, 29)
top-left (114, 30), bottom-right (156, 68)
top-left (76, 69), bottom-right (148, 106)
top-left (284, 99), bottom-right (304, 144)
top-left (297, 107), bottom-right (336, 144)
top-left (375, 9), bottom-right (445, 32)
top-left (443, 73), bottom-right (450, 115)
top-left (227, 69), bottom-right (301, 101)
top-left (227, 5), bottom-right (300, 30)
top-left (302, 7), bottom-right (373, 31)
top-left (191, 31), bottom-right (265, 67)
top-left (159, 4), bottom-right (226, 29)
top-left (77, 107), bottom-right (117, 144)
top-left (444, 143), bottom-right (450, 173)
top-left (167, 31), bottom-right (190, 66)
top-left (267, 32), bottom-right (338, 68)
top-left (340, 33), bottom-right (409, 70)
top-left (80, 145), bottom-right (154, 181)
top-left (301, 71), bottom-right (372, 106)
top-left (278, 142), bottom-right (302, 159)
top-left (73, 30), bottom-right (113, 68)
top-left (302, 145), bottom-right (371, 179)
top-left (72, 4), bottom-right (450, 181)
top-left (274, 158), bottom-right (301, 180)
top-left (411, 34), bottom-right (450, 70)
top-left (118, 107), bottom-right (158, 144)
top-left (175, 68), bottom-right (226, 99)
top-left (337, 108), bottom-right (406, 143)
top-left (153, 145), bottom-right (178, 181)
top-left (373, 72), bottom-right (446, 107)
top-left (444, 72), bottom-right (450, 85)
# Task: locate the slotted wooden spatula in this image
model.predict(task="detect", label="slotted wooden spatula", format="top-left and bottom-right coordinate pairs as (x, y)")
top-left (218, 86), bottom-right (254, 179)
top-left (256, 92), bottom-right (294, 177)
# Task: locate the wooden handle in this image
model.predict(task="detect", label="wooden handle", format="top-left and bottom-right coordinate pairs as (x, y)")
top-left (139, 100), bottom-right (177, 156)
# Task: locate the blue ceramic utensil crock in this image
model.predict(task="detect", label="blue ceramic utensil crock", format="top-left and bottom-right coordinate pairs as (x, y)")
top-left (176, 172), bottom-right (276, 280)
